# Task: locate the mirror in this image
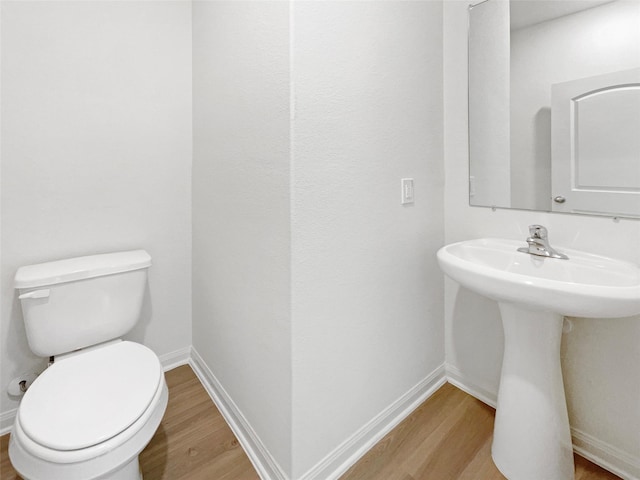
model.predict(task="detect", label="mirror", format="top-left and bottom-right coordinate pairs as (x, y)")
top-left (468, 0), bottom-right (640, 218)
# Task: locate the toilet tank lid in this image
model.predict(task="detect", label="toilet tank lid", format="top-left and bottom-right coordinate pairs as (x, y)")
top-left (15, 250), bottom-right (152, 289)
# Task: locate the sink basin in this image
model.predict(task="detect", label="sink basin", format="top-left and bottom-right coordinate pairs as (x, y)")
top-left (437, 237), bottom-right (640, 480)
top-left (438, 237), bottom-right (640, 318)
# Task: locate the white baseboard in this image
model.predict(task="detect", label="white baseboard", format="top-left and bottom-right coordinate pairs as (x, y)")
top-left (298, 364), bottom-right (447, 480)
top-left (445, 363), bottom-right (640, 480)
top-left (189, 347), bottom-right (289, 480)
top-left (572, 428), bottom-right (640, 480)
top-left (0, 408), bottom-right (17, 436)
top-left (189, 350), bottom-right (446, 480)
top-left (445, 363), bottom-right (497, 408)
top-left (159, 346), bottom-right (191, 372)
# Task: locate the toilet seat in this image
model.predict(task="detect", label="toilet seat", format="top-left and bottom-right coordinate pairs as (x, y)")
top-left (9, 369), bottom-right (168, 480)
top-left (14, 341), bottom-right (164, 464)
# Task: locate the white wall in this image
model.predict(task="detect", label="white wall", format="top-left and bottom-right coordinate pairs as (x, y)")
top-left (1, 0), bottom-right (192, 419)
top-left (291, 1), bottom-right (444, 476)
top-left (192, 2), bottom-right (444, 477)
top-left (191, 1), bottom-right (292, 475)
top-left (510, 0), bottom-right (640, 210)
top-left (444, 1), bottom-right (640, 477)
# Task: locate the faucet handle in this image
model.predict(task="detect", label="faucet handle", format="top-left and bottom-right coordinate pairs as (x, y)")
top-left (529, 224), bottom-right (548, 239)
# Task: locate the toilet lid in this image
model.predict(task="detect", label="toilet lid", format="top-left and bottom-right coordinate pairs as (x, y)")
top-left (19, 341), bottom-right (162, 451)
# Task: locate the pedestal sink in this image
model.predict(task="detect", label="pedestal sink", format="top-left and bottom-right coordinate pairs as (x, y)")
top-left (437, 238), bottom-right (640, 480)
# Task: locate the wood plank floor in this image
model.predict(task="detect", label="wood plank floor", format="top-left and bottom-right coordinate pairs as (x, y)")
top-left (340, 383), bottom-right (619, 480)
top-left (0, 365), bottom-right (621, 480)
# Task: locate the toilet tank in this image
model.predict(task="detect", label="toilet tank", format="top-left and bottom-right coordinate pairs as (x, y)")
top-left (14, 250), bottom-right (152, 357)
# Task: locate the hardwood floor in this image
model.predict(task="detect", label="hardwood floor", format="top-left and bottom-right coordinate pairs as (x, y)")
top-left (340, 383), bottom-right (619, 480)
top-left (137, 365), bottom-right (259, 480)
top-left (0, 366), bottom-right (621, 480)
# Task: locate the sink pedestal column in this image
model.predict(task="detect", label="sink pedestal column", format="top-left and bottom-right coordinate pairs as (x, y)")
top-left (492, 303), bottom-right (575, 480)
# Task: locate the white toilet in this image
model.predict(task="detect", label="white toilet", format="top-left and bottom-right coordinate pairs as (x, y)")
top-left (8, 250), bottom-right (168, 480)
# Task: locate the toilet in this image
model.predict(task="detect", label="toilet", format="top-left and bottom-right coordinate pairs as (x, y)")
top-left (8, 250), bottom-right (168, 480)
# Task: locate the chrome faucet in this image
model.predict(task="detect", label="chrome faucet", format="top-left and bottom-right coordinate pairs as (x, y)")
top-left (517, 225), bottom-right (569, 260)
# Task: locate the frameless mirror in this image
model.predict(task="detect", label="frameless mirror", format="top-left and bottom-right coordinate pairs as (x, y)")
top-left (468, 0), bottom-right (640, 218)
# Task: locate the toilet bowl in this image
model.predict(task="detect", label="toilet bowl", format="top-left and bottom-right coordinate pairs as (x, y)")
top-left (8, 250), bottom-right (168, 480)
top-left (9, 341), bottom-right (168, 480)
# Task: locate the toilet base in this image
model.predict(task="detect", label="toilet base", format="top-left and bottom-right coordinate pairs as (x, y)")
top-left (102, 456), bottom-right (143, 480)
